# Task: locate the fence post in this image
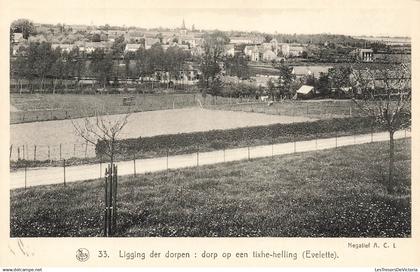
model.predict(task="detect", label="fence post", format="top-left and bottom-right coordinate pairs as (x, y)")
top-left (248, 145), bottom-right (250, 160)
top-left (84, 140), bottom-right (88, 159)
top-left (133, 153), bottom-right (136, 177)
top-left (23, 145), bottom-right (25, 161)
top-left (166, 149), bottom-right (169, 170)
top-left (59, 144), bottom-right (62, 161)
top-left (100, 157), bottom-right (102, 178)
top-left (336, 133), bottom-right (338, 148)
top-left (18, 147), bottom-right (20, 160)
top-left (112, 165), bottom-right (118, 235)
top-left (34, 145), bottom-right (37, 161)
top-left (371, 126), bottom-right (374, 142)
top-left (9, 145), bottom-right (12, 160)
top-left (63, 159), bottom-right (66, 186)
top-left (24, 165), bottom-right (27, 190)
top-left (197, 146), bottom-right (199, 167)
top-left (294, 141), bottom-right (296, 153)
top-left (104, 167), bottom-right (109, 237)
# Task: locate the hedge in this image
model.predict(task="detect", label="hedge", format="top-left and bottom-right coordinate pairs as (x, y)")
top-left (96, 116), bottom-right (381, 160)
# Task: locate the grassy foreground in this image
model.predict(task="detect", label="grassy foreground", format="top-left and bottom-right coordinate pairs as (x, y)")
top-left (10, 139), bottom-right (411, 237)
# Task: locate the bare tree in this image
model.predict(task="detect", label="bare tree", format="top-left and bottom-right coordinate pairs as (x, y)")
top-left (350, 63), bottom-right (411, 193)
top-left (72, 111), bottom-right (131, 167)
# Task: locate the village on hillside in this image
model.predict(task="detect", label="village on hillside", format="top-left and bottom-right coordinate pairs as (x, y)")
top-left (10, 18), bottom-right (411, 101)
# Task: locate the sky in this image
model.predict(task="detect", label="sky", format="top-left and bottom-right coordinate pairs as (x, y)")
top-left (3, 0), bottom-right (414, 37)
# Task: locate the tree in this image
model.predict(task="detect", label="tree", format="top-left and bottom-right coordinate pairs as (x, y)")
top-left (199, 31), bottom-right (229, 96)
top-left (72, 111), bottom-right (131, 170)
top-left (350, 64), bottom-right (411, 193)
top-left (267, 79), bottom-right (277, 101)
top-left (275, 63), bottom-right (295, 98)
top-left (11, 19), bottom-right (35, 39)
top-left (225, 53), bottom-right (249, 79)
top-left (329, 66), bottom-right (352, 89)
top-left (316, 72), bottom-right (330, 96)
top-left (92, 33), bottom-right (101, 42)
top-left (111, 35), bottom-right (126, 57)
top-left (90, 49), bottom-right (114, 88)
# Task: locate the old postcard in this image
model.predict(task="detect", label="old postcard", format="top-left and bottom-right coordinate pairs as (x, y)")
top-left (0, 0), bottom-right (419, 269)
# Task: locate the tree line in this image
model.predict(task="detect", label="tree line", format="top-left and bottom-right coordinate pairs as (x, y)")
top-left (10, 40), bottom-right (193, 93)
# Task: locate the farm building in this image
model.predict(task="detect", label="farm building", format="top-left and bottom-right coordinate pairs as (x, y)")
top-left (295, 85), bottom-right (315, 99)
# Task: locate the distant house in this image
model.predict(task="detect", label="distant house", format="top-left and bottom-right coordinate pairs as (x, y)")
top-left (80, 42), bottom-right (111, 54)
top-left (51, 43), bottom-right (75, 53)
top-left (292, 66), bottom-right (332, 79)
top-left (191, 46), bottom-right (204, 56)
top-left (262, 50), bottom-right (277, 62)
top-left (12, 32), bottom-right (24, 44)
top-left (351, 48), bottom-right (374, 62)
top-left (224, 44), bottom-right (235, 57)
top-left (288, 46), bottom-right (305, 57)
top-left (230, 38), bottom-right (253, 45)
top-left (124, 44), bottom-right (143, 53)
top-left (145, 38), bottom-right (160, 49)
top-left (295, 85), bottom-right (315, 99)
top-left (243, 45), bottom-right (260, 61)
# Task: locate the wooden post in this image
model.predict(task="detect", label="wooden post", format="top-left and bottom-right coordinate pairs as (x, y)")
top-left (85, 140), bottom-right (88, 158)
top-left (63, 159), bottom-right (66, 186)
top-left (112, 165), bottom-right (118, 234)
top-left (336, 134), bottom-right (338, 148)
top-left (371, 127), bottom-right (374, 142)
top-left (294, 141), bottom-right (296, 153)
top-left (108, 164), bottom-right (113, 236)
top-left (34, 145), bottom-right (37, 161)
top-left (133, 153), bottom-right (136, 177)
top-left (271, 142), bottom-right (274, 157)
top-left (9, 145), bottom-right (12, 160)
top-left (23, 145), bottom-right (25, 161)
top-left (59, 144), bottom-right (62, 161)
top-left (104, 168), bottom-right (109, 237)
top-left (18, 147), bottom-right (20, 160)
top-left (24, 165), bottom-right (27, 189)
top-left (166, 149), bottom-right (169, 170)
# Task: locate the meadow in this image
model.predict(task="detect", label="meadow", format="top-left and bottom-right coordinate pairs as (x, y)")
top-left (10, 139), bottom-right (411, 237)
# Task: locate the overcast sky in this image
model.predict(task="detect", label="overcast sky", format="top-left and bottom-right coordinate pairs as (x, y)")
top-left (4, 0), bottom-right (414, 36)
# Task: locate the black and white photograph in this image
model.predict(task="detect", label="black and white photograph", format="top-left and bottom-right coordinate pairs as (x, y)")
top-left (5, 0), bottom-right (413, 241)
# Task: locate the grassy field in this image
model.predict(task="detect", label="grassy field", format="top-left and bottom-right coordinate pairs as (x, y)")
top-left (11, 93), bottom-right (364, 124)
top-left (10, 139), bottom-right (411, 237)
top-left (10, 93), bottom-right (240, 124)
top-left (10, 116), bottom-right (381, 169)
top-left (210, 99), bottom-right (365, 119)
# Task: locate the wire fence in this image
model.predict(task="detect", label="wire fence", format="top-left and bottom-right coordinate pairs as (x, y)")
top-left (10, 129), bottom-right (411, 189)
top-left (9, 141), bottom-right (97, 162)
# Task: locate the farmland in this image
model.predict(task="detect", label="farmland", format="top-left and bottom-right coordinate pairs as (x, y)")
top-left (10, 138), bottom-right (411, 237)
top-left (10, 93), bottom-right (364, 124)
top-left (10, 107), bottom-right (314, 162)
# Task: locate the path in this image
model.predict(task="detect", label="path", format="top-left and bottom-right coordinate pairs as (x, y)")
top-left (10, 130), bottom-right (410, 189)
